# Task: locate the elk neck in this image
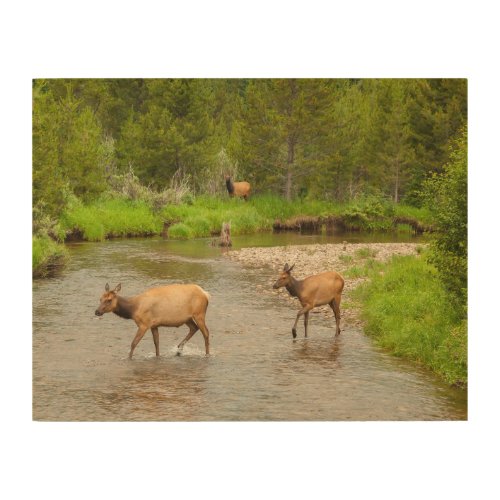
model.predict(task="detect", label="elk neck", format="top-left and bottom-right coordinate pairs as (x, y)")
top-left (113, 295), bottom-right (137, 320)
top-left (225, 177), bottom-right (234, 194)
top-left (285, 275), bottom-right (303, 299)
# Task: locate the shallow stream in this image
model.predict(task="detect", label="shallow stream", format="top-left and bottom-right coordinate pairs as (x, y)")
top-left (32, 233), bottom-right (466, 420)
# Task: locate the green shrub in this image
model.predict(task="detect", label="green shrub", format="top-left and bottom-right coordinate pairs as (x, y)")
top-left (423, 127), bottom-right (467, 307)
top-left (338, 195), bottom-right (404, 231)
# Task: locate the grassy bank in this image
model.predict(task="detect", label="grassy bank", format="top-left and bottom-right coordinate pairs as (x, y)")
top-left (33, 194), bottom-right (433, 277)
top-left (56, 194), bottom-right (433, 242)
top-left (162, 194), bottom-right (433, 239)
top-left (33, 236), bottom-right (69, 278)
top-left (60, 198), bottom-right (164, 241)
top-left (352, 254), bottom-right (467, 388)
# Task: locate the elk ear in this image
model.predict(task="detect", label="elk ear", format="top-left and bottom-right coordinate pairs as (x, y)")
top-left (288, 263), bottom-right (295, 273)
top-left (114, 283), bottom-right (121, 293)
top-left (283, 263), bottom-right (289, 272)
top-left (105, 283), bottom-right (110, 292)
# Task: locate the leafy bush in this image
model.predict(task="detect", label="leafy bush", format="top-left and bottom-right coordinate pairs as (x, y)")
top-left (341, 195), bottom-right (395, 230)
top-left (423, 127), bottom-right (467, 308)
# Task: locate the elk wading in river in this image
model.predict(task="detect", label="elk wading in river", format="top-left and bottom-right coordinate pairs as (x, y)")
top-left (272, 263), bottom-right (344, 338)
top-left (95, 283), bottom-right (211, 357)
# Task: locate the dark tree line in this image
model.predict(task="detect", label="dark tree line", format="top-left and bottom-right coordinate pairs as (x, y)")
top-left (33, 78), bottom-right (467, 218)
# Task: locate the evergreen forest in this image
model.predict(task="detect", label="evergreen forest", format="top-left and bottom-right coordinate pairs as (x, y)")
top-left (33, 78), bottom-right (467, 219)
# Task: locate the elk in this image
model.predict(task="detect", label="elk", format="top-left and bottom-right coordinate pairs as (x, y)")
top-left (225, 175), bottom-right (251, 200)
top-left (272, 263), bottom-right (344, 338)
top-left (95, 283), bottom-right (211, 358)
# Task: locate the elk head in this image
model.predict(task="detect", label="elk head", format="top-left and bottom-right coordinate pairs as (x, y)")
top-left (95, 283), bottom-right (121, 316)
top-left (272, 263), bottom-right (295, 289)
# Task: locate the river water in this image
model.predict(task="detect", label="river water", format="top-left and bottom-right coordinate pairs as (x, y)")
top-left (32, 234), bottom-right (467, 421)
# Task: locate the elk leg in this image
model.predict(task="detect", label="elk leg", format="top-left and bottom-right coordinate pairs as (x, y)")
top-left (178, 319), bottom-right (199, 351)
top-left (151, 327), bottom-right (160, 357)
top-left (292, 305), bottom-right (312, 338)
top-left (304, 311), bottom-right (309, 338)
top-left (193, 315), bottom-right (210, 356)
top-left (330, 298), bottom-right (341, 336)
top-left (129, 326), bottom-right (147, 359)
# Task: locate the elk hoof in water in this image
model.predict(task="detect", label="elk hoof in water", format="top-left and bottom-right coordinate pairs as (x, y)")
top-left (292, 328), bottom-right (297, 339)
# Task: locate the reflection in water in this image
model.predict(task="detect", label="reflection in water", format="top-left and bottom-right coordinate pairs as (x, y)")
top-left (292, 337), bottom-right (342, 367)
top-left (93, 359), bottom-right (210, 420)
top-left (33, 235), bottom-right (466, 421)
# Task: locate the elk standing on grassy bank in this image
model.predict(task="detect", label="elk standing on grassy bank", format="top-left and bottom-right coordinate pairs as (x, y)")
top-left (95, 283), bottom-right (211, 358)
top-left (225, 175), bottom-right (251, 200)
top-left (272, 263), bottom-right (344, 338)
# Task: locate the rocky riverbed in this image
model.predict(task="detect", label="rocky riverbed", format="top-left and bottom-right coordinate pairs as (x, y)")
top-left (226, 242), bottom-right (424, 327)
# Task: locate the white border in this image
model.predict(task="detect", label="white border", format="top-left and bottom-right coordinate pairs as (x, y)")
top-left (3, 1), bottom-right (498, 499)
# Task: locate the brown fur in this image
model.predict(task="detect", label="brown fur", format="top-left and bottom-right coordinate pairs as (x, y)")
top-left (95, 283), bottom-right (211, 358)
top-left (272, 263), bottom-right (344, 338)
top-left (225, 175), bottom-right (251, 200)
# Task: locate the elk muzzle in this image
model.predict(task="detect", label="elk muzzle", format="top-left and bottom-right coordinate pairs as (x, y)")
top-left (95, 309), bottom-right (104, 316)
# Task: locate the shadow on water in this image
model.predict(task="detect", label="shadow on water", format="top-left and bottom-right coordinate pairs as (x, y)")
top-left (33, 234), bottom-right (466, 421)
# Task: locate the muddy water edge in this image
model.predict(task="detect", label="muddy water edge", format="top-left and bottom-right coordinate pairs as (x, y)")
top-left (32, 233), bottom-right (467, 421)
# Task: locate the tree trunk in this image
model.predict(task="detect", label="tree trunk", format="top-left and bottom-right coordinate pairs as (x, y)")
top-left (285, 170), bottom-right (293, 200)
top-left (394, 160), bottom-right (400, 203)
top-left (285, 137), bottom-right (295, 200)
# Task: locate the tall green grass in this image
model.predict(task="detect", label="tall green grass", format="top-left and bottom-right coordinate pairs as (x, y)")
top-left (161, 194), bottom-right (432, 239)
top-left (394, 203), bottom-right (434, 225)
top-left (162, 196), bottom-right (272, 238)
top-left (60, 198), bottom-right (163, 241)
top-left (58, 193), bottom-right (433, 241)
top-left (353, 254), bottom-right (467, 387)
top-left (33, 236), bottom-right (69, 278)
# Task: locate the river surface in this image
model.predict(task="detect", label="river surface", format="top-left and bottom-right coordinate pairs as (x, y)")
top-left (32, 233), bottom-right (467, 421)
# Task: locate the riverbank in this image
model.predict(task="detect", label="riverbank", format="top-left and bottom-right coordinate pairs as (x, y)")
top-left (33, 194), bottom-right (433, 277)
top-left (226, 242), bottom-right (466, 388)
top-left (32, 236), bottom-right (69, 279)
top-left (58, 194), bottom-right (433, 242)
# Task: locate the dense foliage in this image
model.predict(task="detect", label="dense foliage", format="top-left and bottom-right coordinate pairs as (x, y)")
top-left (32, 78), bottom-right (467, 224)
top-left (423, 127), bottom-right (467, 308)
